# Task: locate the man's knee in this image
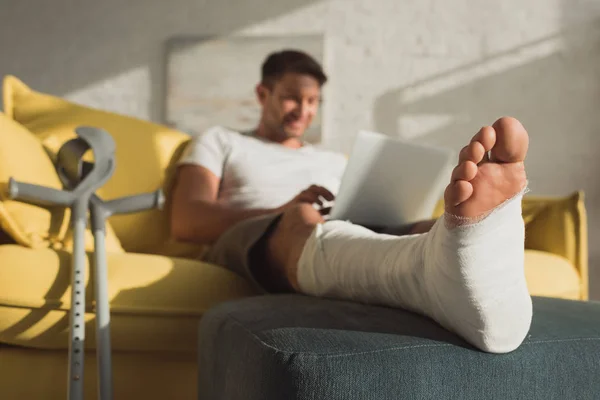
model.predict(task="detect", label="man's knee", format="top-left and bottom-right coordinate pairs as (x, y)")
top-left (259, 204), bottom-right (321, 293)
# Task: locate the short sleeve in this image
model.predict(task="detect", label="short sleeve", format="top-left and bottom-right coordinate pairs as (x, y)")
top-left (177, 126), bottom-right (232, 178)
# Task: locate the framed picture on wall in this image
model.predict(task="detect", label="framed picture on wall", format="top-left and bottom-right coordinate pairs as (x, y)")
top-left (165, 34), bottom-right (325, 143)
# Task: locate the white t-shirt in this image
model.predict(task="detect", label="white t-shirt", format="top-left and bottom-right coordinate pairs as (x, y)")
top-left (178, 126), bottom-right (347, 210)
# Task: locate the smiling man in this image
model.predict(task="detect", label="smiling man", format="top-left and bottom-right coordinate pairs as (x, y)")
top-left (170, 49), bottom-right (533, 353)
top-left (171, 50), bottom-right (348, 248)
top-left (257, 52), bottom-right (323, 146)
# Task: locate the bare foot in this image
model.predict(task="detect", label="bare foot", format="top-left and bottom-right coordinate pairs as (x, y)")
top-left (444, 117), bottom-right (528, 220)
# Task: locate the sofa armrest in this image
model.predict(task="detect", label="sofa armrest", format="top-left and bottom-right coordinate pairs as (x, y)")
top-left (522, 191), bottom-right (588, 300)
top-left (431, 191), bottom-right (588, 300)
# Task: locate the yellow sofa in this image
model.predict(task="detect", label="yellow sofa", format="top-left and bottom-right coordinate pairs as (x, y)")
top-left (0, 76), bottom-right (589, 399)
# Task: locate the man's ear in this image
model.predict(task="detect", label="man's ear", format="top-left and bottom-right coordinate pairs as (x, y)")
top-left (256, 83), bottom-right (269, 105)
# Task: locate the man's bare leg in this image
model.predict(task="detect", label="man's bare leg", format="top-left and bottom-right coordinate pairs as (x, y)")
top-left (263, 117), bottom-right (531, 352)
top-left (262, 204), bottom-right (324, 291)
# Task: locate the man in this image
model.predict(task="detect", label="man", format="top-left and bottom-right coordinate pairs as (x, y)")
top-left (170, 50), bottom-right (532, 354)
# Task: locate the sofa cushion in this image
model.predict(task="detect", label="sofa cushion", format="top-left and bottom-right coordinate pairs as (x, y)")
top-left (0, 112), bottom-right (64, 247)
top-left (0, 244), bottom-right (259, 352)
top-left (523, 191), bottom-right (588, 299)
top-left (524, 250), bottom-right (581, 300)
top-left (198, 294), bottom-right (600, 400)
top-left (0, 344), bottom-right (197, 400)
top-left (0, 113), bottom-right (123, 253)
top-left (3, 75), bottom-right (204, 258)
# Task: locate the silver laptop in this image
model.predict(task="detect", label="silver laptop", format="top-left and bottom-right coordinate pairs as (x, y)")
top-left (328, 130), bottom-right (455, 226)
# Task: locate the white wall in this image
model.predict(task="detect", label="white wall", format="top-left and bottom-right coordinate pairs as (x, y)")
top-left (2, 0), bottom-right (600, 298)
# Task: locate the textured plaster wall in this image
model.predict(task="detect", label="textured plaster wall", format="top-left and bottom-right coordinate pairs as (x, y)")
top-left (1, 0), bottom-right (600, 298)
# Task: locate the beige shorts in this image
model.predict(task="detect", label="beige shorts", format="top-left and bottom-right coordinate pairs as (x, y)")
top-left (202, 213), bottom-right (283, 294)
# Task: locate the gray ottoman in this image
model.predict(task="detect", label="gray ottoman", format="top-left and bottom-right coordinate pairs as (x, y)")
top-left (198, 295), bottom-right (600, 399)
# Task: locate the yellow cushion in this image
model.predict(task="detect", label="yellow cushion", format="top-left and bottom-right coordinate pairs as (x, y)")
top-left (524, 250), bottom-right (581, 300)
top-left (0, 244), bottom-right (258, 352)
top-left (0, 113), bottom-right (123, 253)
top-left (522, 191), bottom-right (588, 299)
top-left (3, 75), bottom-right (203, 258)
top-left (0, 112), bottom-right (64, 247)
top-left (61, 224), bottom-right (125, 254)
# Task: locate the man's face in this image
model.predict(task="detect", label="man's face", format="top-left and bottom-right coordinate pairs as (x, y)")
top-left (257, 72), bottom-right (321, 141)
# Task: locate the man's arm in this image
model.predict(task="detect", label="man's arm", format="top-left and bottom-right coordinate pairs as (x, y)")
top-left (170, 164), bottom-right (281, 245)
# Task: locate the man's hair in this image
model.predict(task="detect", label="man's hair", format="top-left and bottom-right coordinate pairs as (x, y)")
top-left (261, 49), bottom-right (327, 88)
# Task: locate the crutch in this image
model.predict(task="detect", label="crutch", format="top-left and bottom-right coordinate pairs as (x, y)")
top-left (8, 126), bottom-right (164, 400)
top-left (55, 127), bottom-right (164, 400)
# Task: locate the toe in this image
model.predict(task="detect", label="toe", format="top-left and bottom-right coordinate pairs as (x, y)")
top-left (490, 117), bottom-right (529, 163)
top-left (445, 180), bottom-right (473, 207)
top-left (471, 126), bottom-right (496, 152)
top-left (459, 140), bottom-right (487, 164)
top-left (451, 160), bottom-right (478, 182)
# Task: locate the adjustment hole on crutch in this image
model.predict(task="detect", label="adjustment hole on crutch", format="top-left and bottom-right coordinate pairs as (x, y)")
top-left (76, 313), bottom-right (81, 317)
top-left (76, 302), bottom-right (80, 305)
top-left (76, 291), bottom-right (80, 295)
top-left (75, 337), bottom-right (80, 341)
top-left (75, 324), bottom-right (80, 328)
top-left (74, 349), bottom-right (80, 354)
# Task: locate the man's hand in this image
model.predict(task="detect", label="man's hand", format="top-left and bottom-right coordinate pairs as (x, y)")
top-left (278, 185), bottom-right (335, 214)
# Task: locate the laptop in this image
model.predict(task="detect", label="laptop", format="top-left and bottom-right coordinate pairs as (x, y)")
top-left (327, 130), bottom-right (455, 226)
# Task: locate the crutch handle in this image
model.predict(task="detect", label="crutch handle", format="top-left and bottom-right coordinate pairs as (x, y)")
top-left (8, 177), bottom-right (74, 207)
top-left (103, 189), bottom-right (164, 216)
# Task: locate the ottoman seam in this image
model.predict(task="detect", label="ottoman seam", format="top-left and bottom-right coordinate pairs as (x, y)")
top-left (524, 337), bottom-right (600, 345)
top-left (223, 315), bottom-right (600, 357)
top-left (225, 314), bottom-right (454, 357)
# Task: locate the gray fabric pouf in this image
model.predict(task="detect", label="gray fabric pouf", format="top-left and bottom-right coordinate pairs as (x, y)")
top-left (198, 295), bottom-right (600, 400)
